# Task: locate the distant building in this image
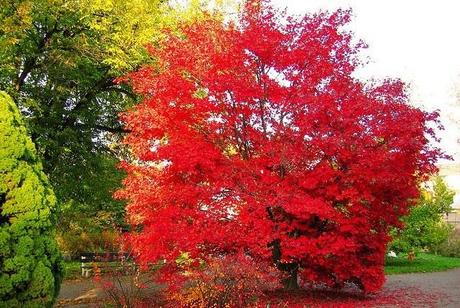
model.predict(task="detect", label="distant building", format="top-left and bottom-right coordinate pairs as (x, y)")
top-left (438, 162), bottom-right (460, 210)
top-left (438, 162), bottom-right (460, 228)
top-left (446, 212), bottom-right (460, 229)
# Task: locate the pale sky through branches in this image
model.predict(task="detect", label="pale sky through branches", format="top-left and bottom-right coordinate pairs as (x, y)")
top-left (174, 0), bottom-right (460, 163)
top-left (271, 0), bottom-right (460, 164)
top-left (177, 0), bottom-right (460, 203)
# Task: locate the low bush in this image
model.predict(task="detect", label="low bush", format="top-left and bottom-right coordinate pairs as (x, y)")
top-left (168, 254), bottom-right (282, 307)
top-left (432, 230), bottom-right (460, 257)
top-left (94, 260), bottom-right (163, 308)
top-left (57, 230), bottom-right (121, 259)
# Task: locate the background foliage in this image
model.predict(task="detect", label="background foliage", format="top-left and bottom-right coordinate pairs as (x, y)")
top-left (389, 177), bottom-right (455, 254)
top-left (0, 0), bottom-right (224, 254)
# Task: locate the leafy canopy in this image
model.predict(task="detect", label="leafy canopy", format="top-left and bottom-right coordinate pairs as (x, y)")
top-left (0, 0), bottom-right (220, 232)
top-left (118, 0), bottom-right (443, 292)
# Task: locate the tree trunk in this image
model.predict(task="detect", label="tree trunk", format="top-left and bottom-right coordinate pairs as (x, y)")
top-left (282, 265), bottom-right (299, 290)
top-left (271, 239), bottom-right (300, 290)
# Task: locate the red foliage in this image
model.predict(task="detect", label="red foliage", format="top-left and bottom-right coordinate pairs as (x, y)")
top-left (116, 0), bottom-right (443, 293)
top-left (260, 286), bottom-right (447, 307)
top-left (168, 253), bottom-right (281, 307)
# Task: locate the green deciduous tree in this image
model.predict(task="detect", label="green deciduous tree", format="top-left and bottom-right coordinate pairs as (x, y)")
top-left (389, 177), bottom-right (455, 254)
top-left (0, 0), bottom-right (221, 240)
top-left (0, 91), bottom-right (62, 307)
top-left (0, 0), bottom-right (167, 226)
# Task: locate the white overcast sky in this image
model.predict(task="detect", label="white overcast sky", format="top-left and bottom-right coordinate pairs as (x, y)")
top-left (270, 0), bottom-right (460, 164)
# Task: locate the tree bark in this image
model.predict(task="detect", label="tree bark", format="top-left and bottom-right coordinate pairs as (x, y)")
top-left (271, 239), bottom-right (300, 290)
top-left (14, 27), bottom-right (57, 91)
top-left (282, 265), bottom-right (299, 290)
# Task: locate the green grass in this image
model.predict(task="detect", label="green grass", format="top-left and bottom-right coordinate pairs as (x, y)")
top-left (385, 253), bottom-right (460, 275)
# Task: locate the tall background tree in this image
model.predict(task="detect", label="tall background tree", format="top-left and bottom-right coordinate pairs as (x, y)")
top-left (117, 0), bottom-right (443, 292)
top-left (0, 92), bottom-right (62, 307)
top-left (0, 0), bottom-right (222, 254)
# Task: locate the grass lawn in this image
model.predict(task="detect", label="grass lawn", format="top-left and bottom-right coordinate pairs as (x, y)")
top-left (385, 253), bottom-right (460, 275)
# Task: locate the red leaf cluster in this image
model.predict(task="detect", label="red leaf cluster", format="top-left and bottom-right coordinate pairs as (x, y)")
top-left (117, 0), bottom-right (443, 293)
top-left (168, 253), bottom-right (281, 307)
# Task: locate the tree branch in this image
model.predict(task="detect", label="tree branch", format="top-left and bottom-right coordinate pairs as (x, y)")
top-left (15, 25), bottom-right (58, 91)
top-left (94, 124), bottom-right (131, 134)
top-left (70, 122), bottom-right (130, 134)
top-left (105, 86), bottom-right (137, 100)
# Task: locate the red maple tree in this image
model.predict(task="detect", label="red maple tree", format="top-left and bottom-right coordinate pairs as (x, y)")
top-left (117, 0), bottom-right (443, 292)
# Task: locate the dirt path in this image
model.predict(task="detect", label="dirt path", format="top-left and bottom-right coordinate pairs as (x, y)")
top-left (56, 268), bottom-right (460, 307)
top-left (56, 279), bottom-right (105, 307)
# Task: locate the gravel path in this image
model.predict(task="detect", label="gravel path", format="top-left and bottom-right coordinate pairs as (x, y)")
top-left (385, 268), bottom-right (460, 307)
top-left (56, 268), bottom-right (460, 307)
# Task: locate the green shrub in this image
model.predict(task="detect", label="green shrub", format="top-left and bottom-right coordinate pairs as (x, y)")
top-left (389, 177), bottom-right (455, 254)
top-left (433, 231), bottom-right (460, 257)
top-left (57, 229), bottom-right (121, 259)
top-left (0, 92), bottom-right (63, 307)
